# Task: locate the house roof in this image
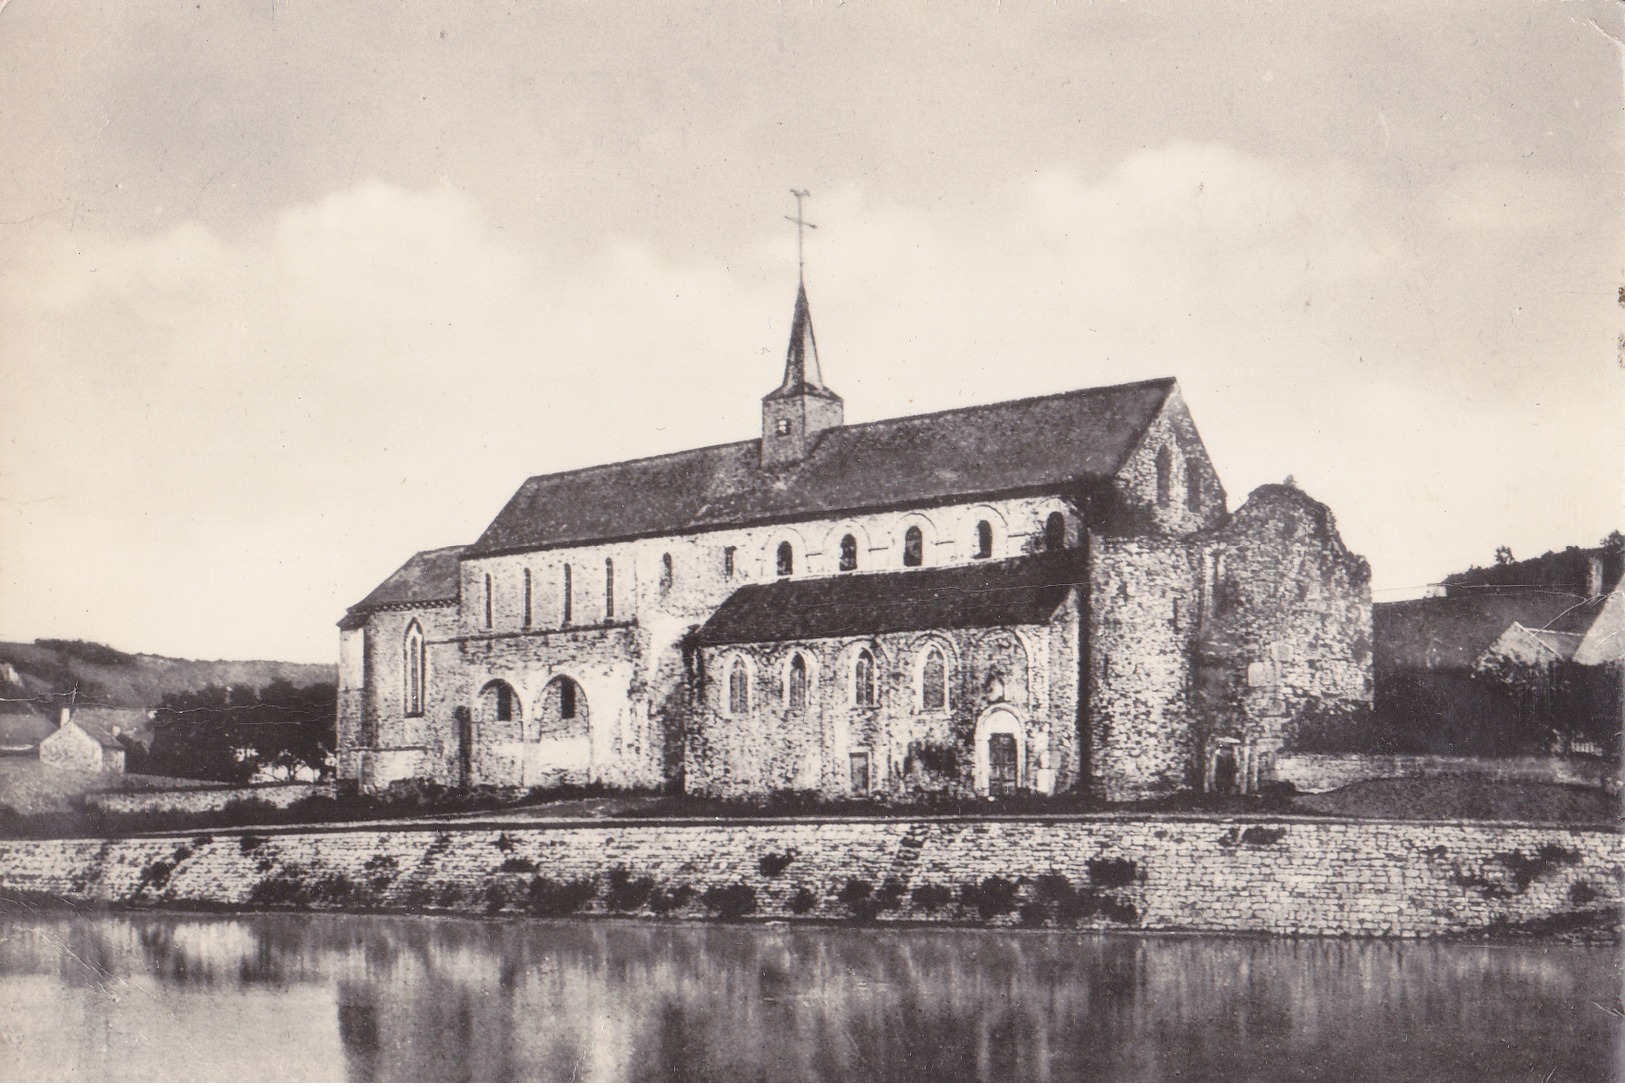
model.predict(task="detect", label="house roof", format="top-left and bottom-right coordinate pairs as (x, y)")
top-left (466, 378), bottom-right (1176, 558)
top-left (343, 545), bottom-right (464, 621)
top-left (695, 549), bottom-right (1086, 647)
top-left (0, 705), bottom-right (54, 750)
top-left (1375, 590), bottom-right (1606, 673)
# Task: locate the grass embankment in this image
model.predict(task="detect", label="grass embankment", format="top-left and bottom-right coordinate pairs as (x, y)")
top-left (1, 764), bottom-right (1617, 840)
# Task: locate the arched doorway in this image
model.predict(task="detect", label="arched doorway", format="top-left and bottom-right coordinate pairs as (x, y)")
top-left (973, 707), bottom-right (1025, 797)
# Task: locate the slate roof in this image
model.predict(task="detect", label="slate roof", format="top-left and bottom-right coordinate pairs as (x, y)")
top-left (343, 545), bottom-right (464, 622)
top-left (1374, 590), bottom-right (1606, 673)
top-left (467, 378), bottom-right (1176, 558)
top-left (695, 549), bottom-right (1086, 646)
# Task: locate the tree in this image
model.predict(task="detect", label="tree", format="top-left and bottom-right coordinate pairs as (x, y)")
top-left (146, 681), bottom-right (336, 783)
top-left (1494, 546), bottom-right (1514, 565)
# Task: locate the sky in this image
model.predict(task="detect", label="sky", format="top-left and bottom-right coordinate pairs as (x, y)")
top-left (1, 0), bottom-right (1621, 664)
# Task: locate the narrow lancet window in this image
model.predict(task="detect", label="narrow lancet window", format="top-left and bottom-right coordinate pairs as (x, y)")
top-left (403, 622), bottom-right (425, 716)
top-left (1156, 446), bottom-right (1174, 507)
top-left (605, 558), bottom-right (615, 618)
top-left (853, 648), bottom-right (877, 707)
top-left (522, 569), bottom-right (532, 628)
top-left (920, 646), bottom-right (946, 711)
top-left (728, 659), bottom-right (750, 715)
top-left (483, 574), bottom-right (494, 628)
top-left (562, 564), bottom-right (573, 625)
top-left (787, 653), bottom-right (808, 710)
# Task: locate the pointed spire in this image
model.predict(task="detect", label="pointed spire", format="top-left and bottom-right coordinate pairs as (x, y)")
top-left (772, 281), bottom-right (827, 398)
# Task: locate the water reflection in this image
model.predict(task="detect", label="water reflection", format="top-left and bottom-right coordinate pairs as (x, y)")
top-left (0, 912), bottom-right (1617, 1081)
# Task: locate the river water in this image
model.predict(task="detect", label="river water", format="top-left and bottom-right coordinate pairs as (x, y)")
top-left (0, 912), bottom-right (1617, 1081)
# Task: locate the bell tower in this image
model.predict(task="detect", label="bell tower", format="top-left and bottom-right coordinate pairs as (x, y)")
top-left (761, 191), bottom-right (842, 467)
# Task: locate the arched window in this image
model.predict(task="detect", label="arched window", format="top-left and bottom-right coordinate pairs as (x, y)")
top-left (403, 621), bottom-right (425, 716)
top-left (562, 564), bottom-right (572, 625)
top-left (853, 648), bottom-right (877, 707)
top-left (903, 526), bottom-right (923, 567)
top-left (483, 574), bottom-right (494, 628)
top-left (1156, 446), bottom-right (1174, 507)
top-left (1044, 512), bottom-right (1066, 552)
top-left (605, 558), bottom-right (615, 619)
top-left (776, 541), bottom-right (794, 577)
top-left (522, 569), bottom-right (532, 628)
top-left (660, 553), bottom-right (674, 593)
top-left (786, 653), bottom-right (808, 710)
top-left (559, 678), bottom-right (577, 719)
top-left (984, 669), bottom-right (1006, 703)
top-left (974, 520), bottom-right (993, 559)
top-left (839, 534), bottom-right (858, 572)
top-left (728, 658), bottom-right (750, 715)
top-left (1186, 468), bottom-right (1202, 510)
top-left (919, 646), bottom-right (947, 711)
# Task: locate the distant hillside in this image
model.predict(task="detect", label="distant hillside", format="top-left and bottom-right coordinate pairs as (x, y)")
top-left (0, 639), bottom-right (335, 711)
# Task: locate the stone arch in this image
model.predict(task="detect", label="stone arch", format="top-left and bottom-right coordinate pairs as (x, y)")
top-left (882, 511), bottom-right (940, 567)
top-left (835, 639), bottom-right (891, 707)
top-left (474, 678), bottom-right (523, 739)
top-left (537, 674), bottom-right (589, 736)
top-left (762, 527), bottom-right (811, 579)
top-left (962, 504), bottom-right (1009, 560)
top-left (973, 706), bottom-right (1026, 796)
top-left (822, 521), bottom-right (874, 574)
top-left (779, 647), bottom-right (820, 710)
top-left (721, 652), bottom-right (756, 717)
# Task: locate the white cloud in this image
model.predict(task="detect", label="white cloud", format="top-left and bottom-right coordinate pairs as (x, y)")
top-left (1, 144), bottom-right (1618, 660)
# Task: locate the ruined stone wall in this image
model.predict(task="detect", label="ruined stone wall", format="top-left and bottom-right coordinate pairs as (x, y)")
top-left (689, 614), bottom-right (1078, 801)
top-left (1195, 484), bottom-right (1373, 753)
top-left (2, 815), bottom-right (1617, 939)
top-left (1088, 537), bottom-right (1200, 799)
top-left (1112, 388), bottom-right (1228, 537)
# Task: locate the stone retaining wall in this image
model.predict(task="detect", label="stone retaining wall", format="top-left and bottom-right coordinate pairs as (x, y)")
top-left (1272, 754), bottom-right (1616, 794)
top-left (82, 782), bottom-right (335, 816)
top-left (0, 815), bottom-right (1617, 939)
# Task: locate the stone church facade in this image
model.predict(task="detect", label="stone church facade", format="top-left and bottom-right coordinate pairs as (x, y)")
top-left (336, 282), bottom-right (1372, 802)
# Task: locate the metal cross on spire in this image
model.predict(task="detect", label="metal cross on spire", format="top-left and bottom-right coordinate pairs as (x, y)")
top-left (784, 189), bottom-right (816, 283)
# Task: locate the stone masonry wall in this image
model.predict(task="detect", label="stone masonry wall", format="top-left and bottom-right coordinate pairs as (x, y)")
top-left (0, 815), bottom-right (1617, 939)
top-left (690, 612), bottom-right (1077, 800)
top-left (1089, 537), bottom-right (1200, 800)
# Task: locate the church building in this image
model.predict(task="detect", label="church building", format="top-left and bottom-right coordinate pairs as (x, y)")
top-left (336, 276), bottom-right (1372, 802)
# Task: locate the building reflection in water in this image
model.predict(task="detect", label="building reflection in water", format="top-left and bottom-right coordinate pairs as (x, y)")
top-left (0, 912), bottom-right (1617, 1081)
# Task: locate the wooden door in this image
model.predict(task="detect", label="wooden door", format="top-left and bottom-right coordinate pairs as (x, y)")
top-left (987, 733), bottom-right (1018, 796)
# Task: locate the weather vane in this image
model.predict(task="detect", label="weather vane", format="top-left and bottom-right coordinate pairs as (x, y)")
top-left (784, 189), bottom-right (816, 282)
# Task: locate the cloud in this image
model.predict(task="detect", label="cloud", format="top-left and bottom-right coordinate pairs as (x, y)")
top-left (0, 144), bottom-right (1618, 660)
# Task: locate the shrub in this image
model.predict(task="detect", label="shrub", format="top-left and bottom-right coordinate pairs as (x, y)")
top-left (701, 883), bottom-right (757, 919)
top-left (1018, 902), bottom-right (1050, 926)
top-left (526, 877), bottom-right (597, 917)
top-left (837, 878), bottom-right (879, 919)
top-left (363, 854), bottom-right (399, 892)
top-left (648, 883), bottom-right (695, 914)
top-left (910, 883), bottom-right (954, 912)
top-left (788, 886), bottom-right (819, 914)
top-left (498, 856), bottom-right (537, 873)
top-left (960, 876), bottom-right (1019, 920)
top-left (1570, 880), bottom-right (1598, 907)
top-left (758, 850), bottom-right (797, 878)
top-left (485, 882), bottom-right (510, 913)
top-left (239, 835), bottom-right (267, 853)
top-left (1086, 857), bottom-right (1140, 886)
top-left (605, 868), bottom-right (655, 912)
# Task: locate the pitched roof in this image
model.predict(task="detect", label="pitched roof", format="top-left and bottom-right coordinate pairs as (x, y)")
top-left (344, 545), bottom-right (464, 620)
top-left (1375, 590), bottom-right (1605, 673)
top-left (468, 378), bottom-right (1175, 557)
top-left (695, 549), bottom-right (1086, 646)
